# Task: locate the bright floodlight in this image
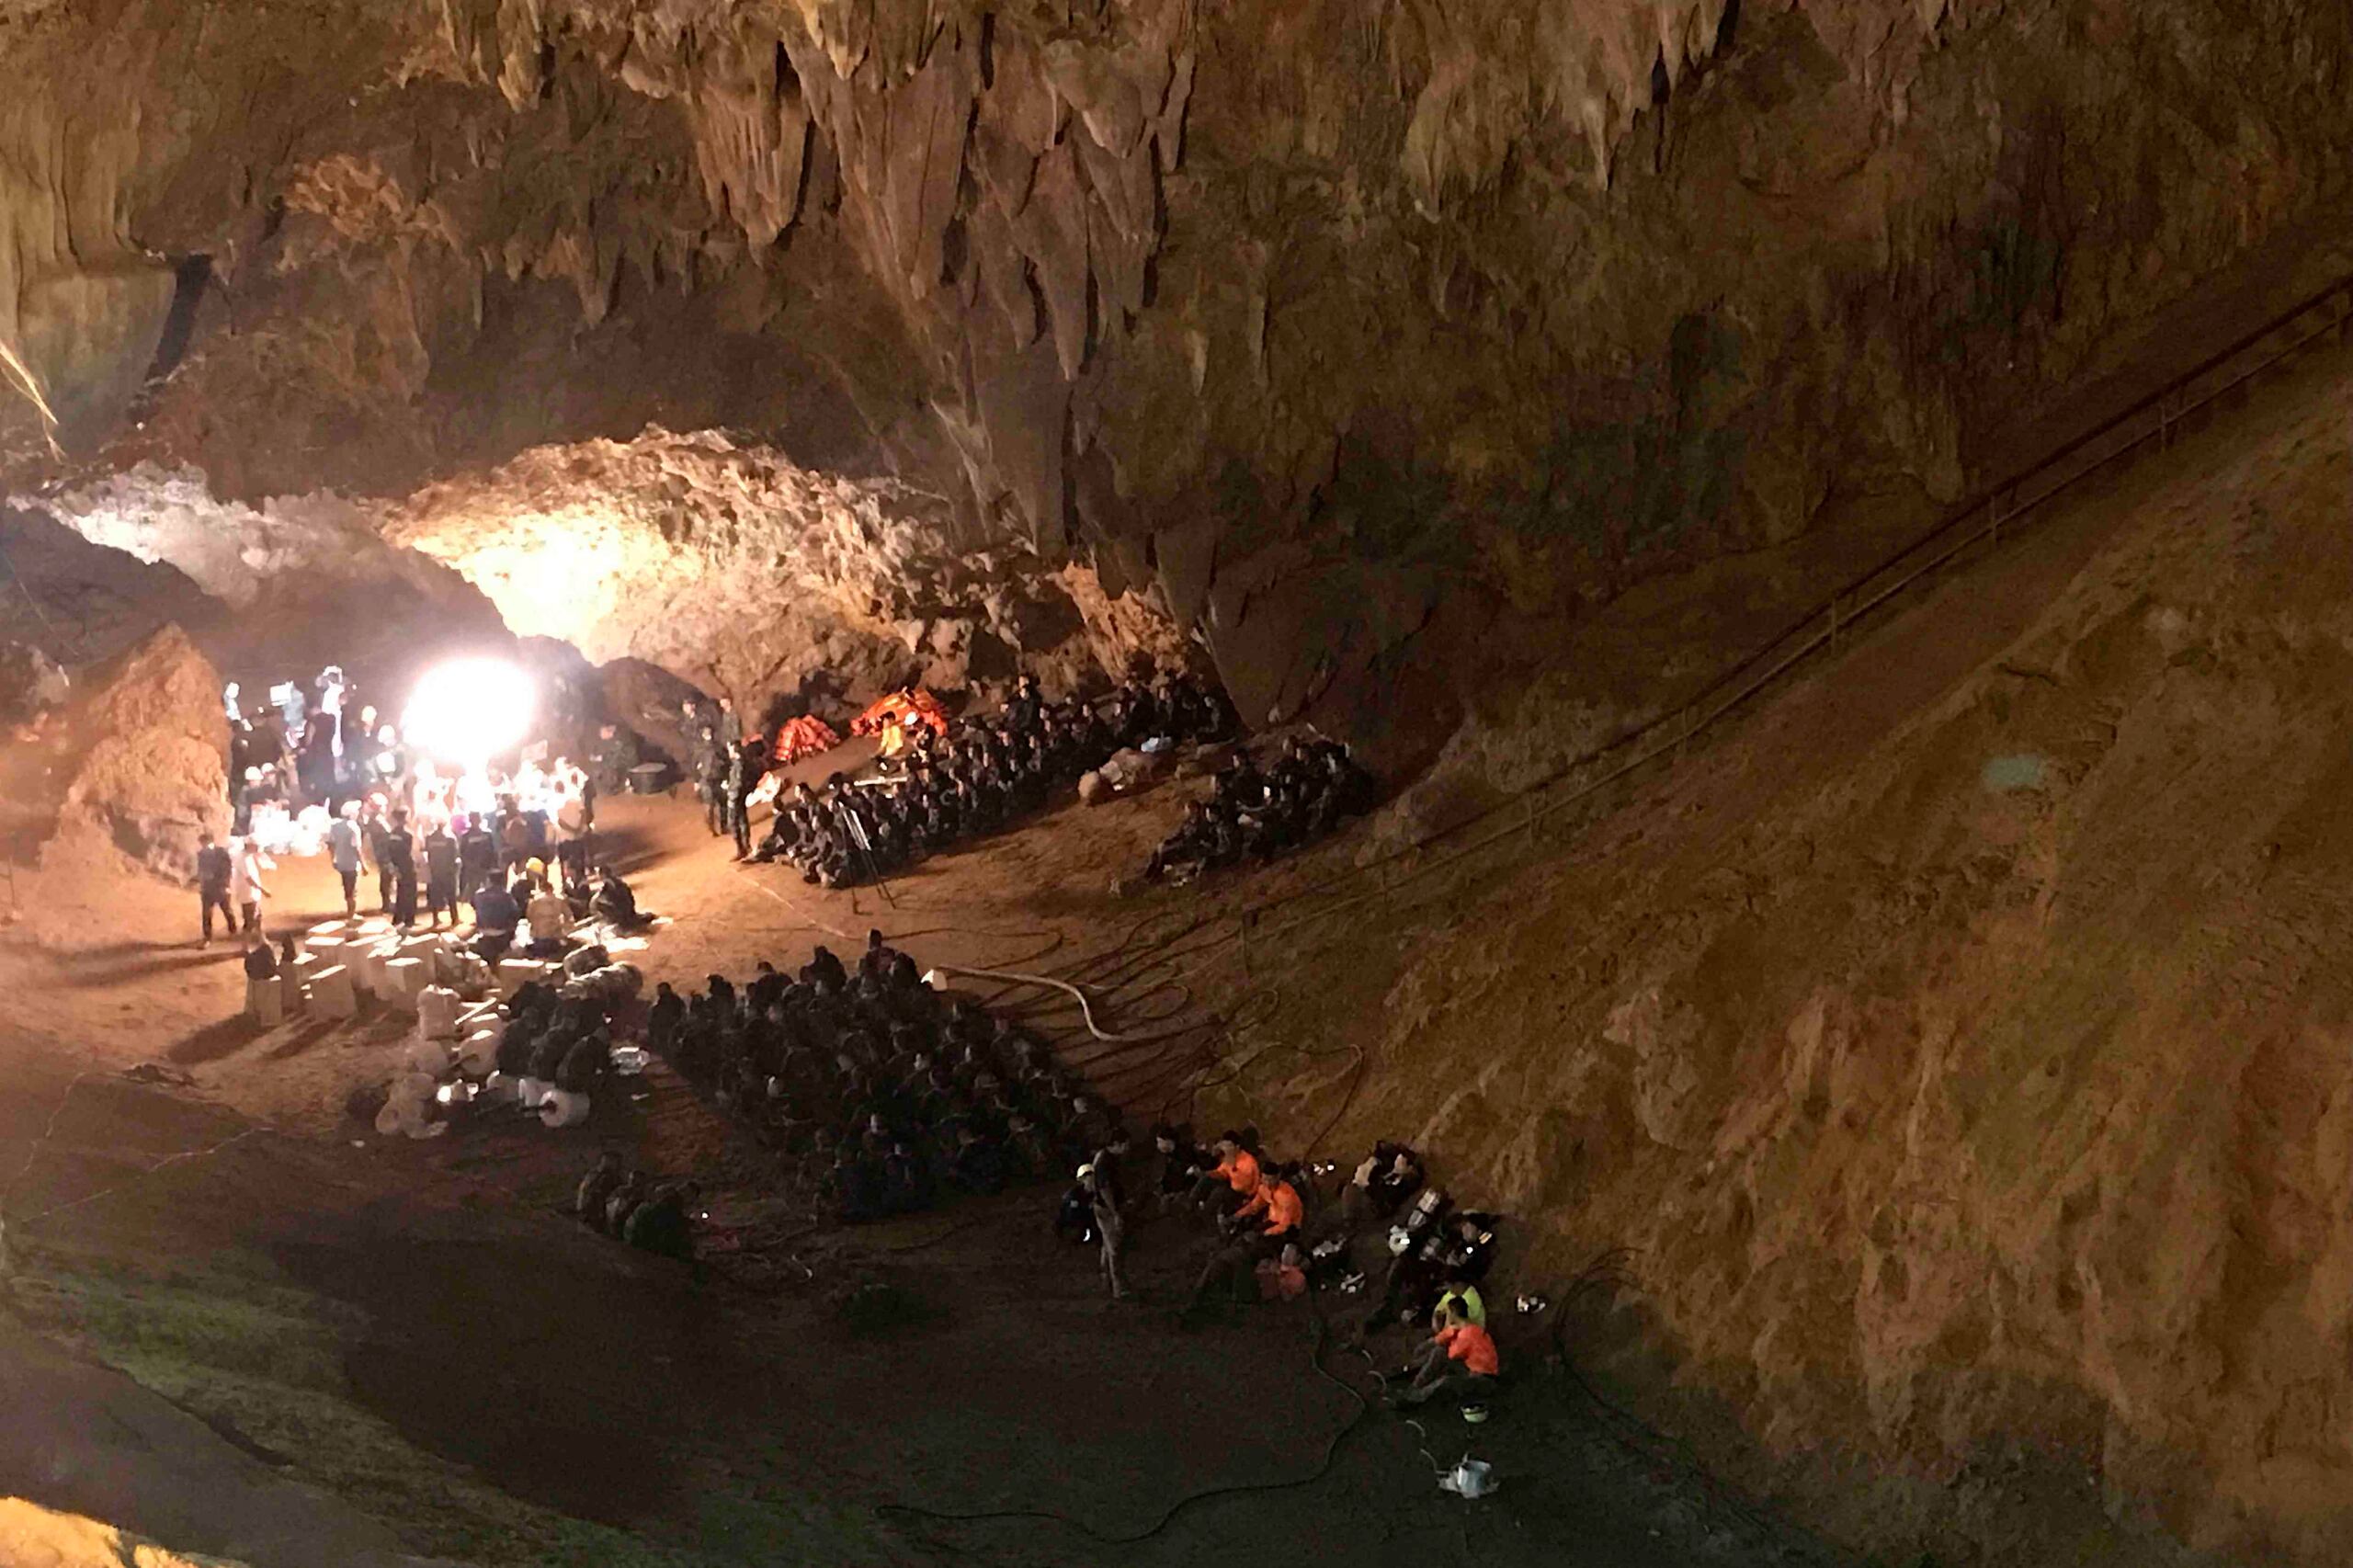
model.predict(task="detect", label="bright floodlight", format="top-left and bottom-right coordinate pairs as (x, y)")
top-left (403, 658), bottom-right (535, 769)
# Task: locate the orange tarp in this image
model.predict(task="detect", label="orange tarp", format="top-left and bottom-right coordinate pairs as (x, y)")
top-left (849, 687), bottom-right (949, 737)
top-left (773, 714), bottom-right (841, 764)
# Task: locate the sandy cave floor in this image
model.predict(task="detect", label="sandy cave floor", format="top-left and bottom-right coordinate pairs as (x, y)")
top-left (0, 749), bottom-right (1845, 1568)
top-left (10, 225), bottom-right (2349, 1568)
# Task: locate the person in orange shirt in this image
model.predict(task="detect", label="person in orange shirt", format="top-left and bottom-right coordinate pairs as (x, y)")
top-left (1188, 1130), bottom-right (1262, 1219)
top-left (1187, 1163), bottom-right (1302, 1316)
top-left (1223, 1165), bottom-right (1303, 1240)
top-left (1396, 1300), bottom-right (1501, 1408)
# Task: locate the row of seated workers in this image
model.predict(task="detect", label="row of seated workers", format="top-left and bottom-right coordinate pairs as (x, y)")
top-left (1142, 733), bottom-right (1378, 882)
top-left (753, 673), bottom-right (1238, 887)
top-left (641, 931), bottom-right (1122, 1218)
top-left (1070, 1125), bottom-right (1508, 1409)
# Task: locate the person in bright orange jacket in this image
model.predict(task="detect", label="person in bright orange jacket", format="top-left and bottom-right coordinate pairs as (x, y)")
top-left (1186, 1159), bottom-right (1300, 1317)
top-left (1223, 1166), bottom-right (1302, 1241)
top-left (1187, 1130), bottom-right (1261, 1220)
top-left (1395, 1299), bottom-right (1501, 1408)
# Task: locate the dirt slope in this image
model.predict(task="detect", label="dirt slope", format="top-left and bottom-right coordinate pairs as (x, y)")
top-left (1195, 313), bottom-right (2353, 1560)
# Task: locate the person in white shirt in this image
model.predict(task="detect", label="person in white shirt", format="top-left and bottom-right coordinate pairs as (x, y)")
top-left (228, 836), bottom-right (272, 934)
top-left (324, 802), bottom-right (364, 919)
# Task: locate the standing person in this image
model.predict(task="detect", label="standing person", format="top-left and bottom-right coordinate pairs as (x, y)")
top-left (195, 831), bottom-right (235, 949)
top-left (496, 797), bottom-right (534, 873)
top-left (551, 760), bottom-right (591, 893)
top-left (457, 813), bottom-right (496, 919)
top-left (275, 679), bottom-right (306, 740)
top-left (1079, 1161), bottom-right (1129, 1301)
top-left (325, 801), bottom-right (364, 921)
top-left (228, 836), bottom-right (270, 935)
top-left (727, 733), bottom-right (768, 860)
top-left (698, 718), bottom-right (730, 837)
top-left (383, 811), bottom-right (419, 929)
top-left (362, 801), bottom-right (395, 915)
top-left (317, 665), bottom-right (347, 758)
top-left (422, 819), bottom-right (460, 928)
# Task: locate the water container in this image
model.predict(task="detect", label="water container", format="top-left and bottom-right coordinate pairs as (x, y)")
top-left (1438, 1458), bottom-right (1495, 1498)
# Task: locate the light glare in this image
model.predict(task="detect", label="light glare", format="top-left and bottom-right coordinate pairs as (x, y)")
top-left (403, 658), bottom-right (536, 769)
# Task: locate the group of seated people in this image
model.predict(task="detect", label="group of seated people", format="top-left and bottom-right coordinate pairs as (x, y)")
top-left (572, 1150), bottom-right (698, 1261)
top-left (467, 858), bottom-right (648, 963)
top-left (1070, 1124), bottom-right (1501, 1408)
top-left (642, 931), bottom-right (1119, 1223)
top-left (490, 971), bottom-right (627, 1106)
top-left (1143, 734), bottom-right (1377, 882)
top-left (756, 672), bottom-right (1234, 889)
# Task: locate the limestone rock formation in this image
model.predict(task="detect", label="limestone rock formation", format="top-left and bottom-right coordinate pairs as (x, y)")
top-left (381, 426), bottom-right (1191, 707)
top-left (0, 0), bottom-right (2340, 744)
top-left (37, 623), bottom-right (228, 882)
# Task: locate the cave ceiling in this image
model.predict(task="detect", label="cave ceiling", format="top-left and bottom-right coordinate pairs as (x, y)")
top-left (0, 0), bottom-right (2345, 740)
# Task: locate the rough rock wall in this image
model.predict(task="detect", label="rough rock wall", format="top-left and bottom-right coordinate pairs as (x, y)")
top-left (1230, 357), bottom-right (2353, 1562)
top-left (38, 623), bottom-right (228, 881)
top-left (381, 426), bottom-right (1192, 707)
top-left (1, 0), bottom-right (2343, 745)
top-left (33, 468), bottom-right (517, 705)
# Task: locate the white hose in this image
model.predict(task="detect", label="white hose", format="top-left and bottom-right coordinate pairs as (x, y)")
top-left (920, 963), bottom-right (1179, 1044)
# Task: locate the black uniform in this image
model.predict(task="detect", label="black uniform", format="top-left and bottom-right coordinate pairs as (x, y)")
top-left (727, 738), bottom-right (768, 858)
top-left (197, 843), bottom-right (235, 943)
top-left (383, 825), bottom-right (418, 926)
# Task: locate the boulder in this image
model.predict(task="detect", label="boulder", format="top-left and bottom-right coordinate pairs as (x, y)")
top-left (37, 624), bottom-right (228, 882)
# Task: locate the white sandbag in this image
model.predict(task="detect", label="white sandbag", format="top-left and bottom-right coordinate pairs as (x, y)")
top-left (416, 985), bottom-right (462, 1040)
top-left (456, 1028), bottom-right (501, 1076)
top-left (400, 1037), bottom-right (449, 1076)
top-left (538, 1088), bottom-right (592, 1129)
top-left (514, 1074), bottom-right (551, 1108)
top-left (309, 964), bottom-right (357, 1018)
top-left (373, 1101), bottom-right (405, 1136)
top-left (381, 957), bottom-right (428, 1012)
top-left (496, 959), bottom-right (545, 1000)
top-left (244, 974), bottom-right (283, 1026)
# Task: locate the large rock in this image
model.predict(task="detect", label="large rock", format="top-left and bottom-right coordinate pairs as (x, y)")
top-left (381, 427), bottom-right (1192, 712)
top-left (39, 624), bottom-right (228, 882)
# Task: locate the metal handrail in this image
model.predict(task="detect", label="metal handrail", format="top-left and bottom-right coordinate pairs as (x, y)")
top-left (1172, 265), bottom-right (2353, 969)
